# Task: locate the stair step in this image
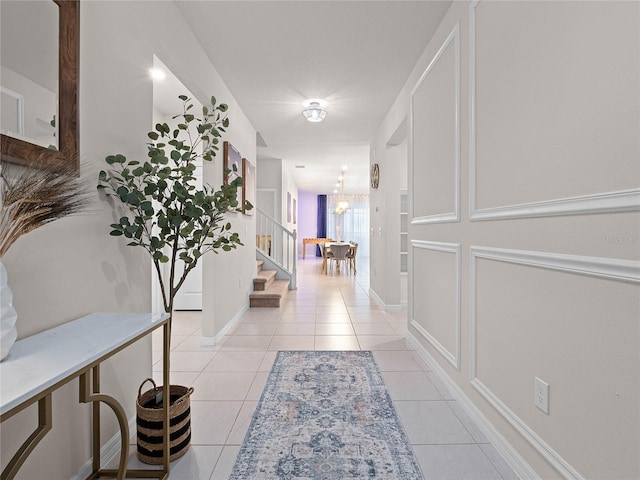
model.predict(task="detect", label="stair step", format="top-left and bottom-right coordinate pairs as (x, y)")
top-left (250, 280), bottom-right (290, 308)
top-left (257, 260), bottom-right (264, 273)
top-left (253, 269), bottom-right (276, 291)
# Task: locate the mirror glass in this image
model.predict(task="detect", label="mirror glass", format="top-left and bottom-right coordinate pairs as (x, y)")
top-left (1, 1), bottom-right (59, 150)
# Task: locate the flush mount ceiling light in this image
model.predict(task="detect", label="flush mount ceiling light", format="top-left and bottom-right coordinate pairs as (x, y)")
top-left (302, 101), bottom-right (327, 123)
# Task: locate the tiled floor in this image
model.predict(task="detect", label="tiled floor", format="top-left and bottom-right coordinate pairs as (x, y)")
top-left (117, 256), bottom-right (518, 479)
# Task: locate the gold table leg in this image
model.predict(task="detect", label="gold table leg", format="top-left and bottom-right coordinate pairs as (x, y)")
top-left (79, 367), bottom-right (129, 480)
top-left (1, 395), bottom-right (52, 480)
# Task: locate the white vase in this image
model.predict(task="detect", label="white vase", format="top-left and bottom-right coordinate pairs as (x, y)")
top-left (0, 260), bottom-right (18, 361)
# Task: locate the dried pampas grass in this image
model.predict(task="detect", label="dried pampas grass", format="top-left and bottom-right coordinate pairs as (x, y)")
top-left (0, 160), bottom-right (90, 257)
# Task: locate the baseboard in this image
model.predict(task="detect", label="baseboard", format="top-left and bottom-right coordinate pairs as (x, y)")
top-left (214, 304), bottom-right (249, 344)
top-left (369, 287), bottom-right (403, 311)
top-left (384, 304), bottom-right (402, 311)
top-left (72, 415), bottom-right (136, 480)
top-left (406, 332), bottom-right (540, 480)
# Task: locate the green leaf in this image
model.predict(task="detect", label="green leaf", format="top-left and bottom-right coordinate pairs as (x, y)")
top-left (218, 104), bottom-right (228, 112)
top-left (144, 184), bottom-right (158, 195)
top-left (116, 186), bottom-right (129, 198)
top-left (127, 192), bottom-right (140, 206)
top-left (148, 131), bottom-right (159, 140)
top-left (178, 94), bottom-right (188, 101)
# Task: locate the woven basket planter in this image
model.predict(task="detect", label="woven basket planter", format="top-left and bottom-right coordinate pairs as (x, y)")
top-left (136, 378), bottom-right (194, 464)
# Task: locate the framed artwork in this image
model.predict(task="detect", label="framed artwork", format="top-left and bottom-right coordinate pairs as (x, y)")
top-left (223, 141), bottom-right (242, 204)
top-left (287, 192), bottom-right (292, 223)
top-left (293, 198), bottom-right (297, 224)
top-left (242, 157), bottom-right (256, 215)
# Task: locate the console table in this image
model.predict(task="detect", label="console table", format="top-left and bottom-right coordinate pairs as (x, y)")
top-left (0, 313), bottom-right (171, 480)
top-left (301, 238), bottom-right (333, 259)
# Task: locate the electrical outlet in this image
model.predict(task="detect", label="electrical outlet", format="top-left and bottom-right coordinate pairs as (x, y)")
top-left (534, 377), bottom-right (549, 414)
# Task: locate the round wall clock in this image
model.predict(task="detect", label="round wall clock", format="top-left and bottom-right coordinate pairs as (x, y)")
top-left (371, 163), bottom-right (380, 189)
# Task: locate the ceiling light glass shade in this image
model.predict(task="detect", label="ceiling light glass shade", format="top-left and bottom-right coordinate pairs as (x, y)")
top-left (334, 200), bottom-right (350, 214)
top-left (303, 102), bottom-right (327, 122)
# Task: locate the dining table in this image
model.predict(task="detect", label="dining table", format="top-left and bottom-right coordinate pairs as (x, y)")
top-left (321, 242), bottom-right (353, 275)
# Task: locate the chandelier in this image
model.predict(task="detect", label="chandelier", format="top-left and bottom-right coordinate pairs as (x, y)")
top-left (334, 170), bottom-right (350, 214)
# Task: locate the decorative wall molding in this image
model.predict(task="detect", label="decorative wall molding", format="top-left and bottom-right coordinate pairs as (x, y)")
top-left (411, 240), bottom-right (461, 369)
top-left (409, 23), bottom-right (460, 225)
top-left (406, 332), bottom-right (540, 480)
top-left (469, 245), bottom-right (640, 480)
top-left (471, 246), bottom-right (640, 285)
top-left (470, 189), bottom-right (640, 221)
top-left (468, 1), bottom-right (640, 221)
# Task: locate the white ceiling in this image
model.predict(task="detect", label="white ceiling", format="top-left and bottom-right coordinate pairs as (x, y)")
top-left (171, 0), bottom-right (452, 194)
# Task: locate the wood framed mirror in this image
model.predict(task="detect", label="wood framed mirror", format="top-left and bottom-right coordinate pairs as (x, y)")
top-left (0, 0), bottom-right (79, 173)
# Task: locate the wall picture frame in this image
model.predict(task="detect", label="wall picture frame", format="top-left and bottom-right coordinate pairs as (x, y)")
top-left (242, 157), bottom-right (255, 215)
top-left (293, 198), bottom-right (297, 224)
top-left (287, 192), bottom-right (292, 223)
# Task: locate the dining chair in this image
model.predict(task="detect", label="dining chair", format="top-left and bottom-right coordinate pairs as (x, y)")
top-left (346, 242), bottom-right (358, 274)
top-left (330, 243), bottom-right (350, 274)
top-left (320, 243), bottom-right (333, 275)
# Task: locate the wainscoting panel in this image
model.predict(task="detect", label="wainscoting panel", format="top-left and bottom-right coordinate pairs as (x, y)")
top-left (470, 246), bottom-right (640, 479)
top-left (409, 24), bottom-right (460, 224)
top-left (410, 241), bottom-right (460, 369)
top-left (469, 1), bottom-right (640, 219)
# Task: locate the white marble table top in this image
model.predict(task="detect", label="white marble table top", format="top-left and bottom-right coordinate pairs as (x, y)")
top-left (0, 312), bottom-right (169, 417)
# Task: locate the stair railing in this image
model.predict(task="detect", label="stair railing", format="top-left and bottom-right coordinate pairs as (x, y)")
top-left (256, 208), bottom-right (297, 289)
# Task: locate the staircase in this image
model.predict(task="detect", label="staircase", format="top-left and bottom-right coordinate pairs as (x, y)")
top-left (250, 260), bottom-right (290, 307)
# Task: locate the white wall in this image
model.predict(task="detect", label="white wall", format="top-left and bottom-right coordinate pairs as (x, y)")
top-left (297, 190), bottom-right (323, 258)
top-left (372, 1), bottom-right (640, 478)
top-left (369, 126), bottom-right (408, 308)
top-left (282, 165), bottom-right (299, 234)
top-left (0, 2), bottom-right (256, 477)
top-left (257, 157), bottom-right (282, 223)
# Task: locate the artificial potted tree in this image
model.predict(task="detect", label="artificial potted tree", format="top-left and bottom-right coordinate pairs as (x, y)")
top-left (97, 95), bottom-right (251, 463)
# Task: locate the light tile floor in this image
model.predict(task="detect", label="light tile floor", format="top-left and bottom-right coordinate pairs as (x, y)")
top-left (115, 256), bottom-right (518, 479)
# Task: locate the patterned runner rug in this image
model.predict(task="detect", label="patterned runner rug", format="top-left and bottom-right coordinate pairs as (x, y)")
top-left (230, 350), bottom-right (424, 479)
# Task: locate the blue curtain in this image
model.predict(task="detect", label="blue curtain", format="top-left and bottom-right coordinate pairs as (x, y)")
top-left (316, 195), bottom-right (327, 256)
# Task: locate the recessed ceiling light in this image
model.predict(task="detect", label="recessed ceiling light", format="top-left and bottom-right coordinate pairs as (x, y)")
top-left (149, 68), bottom-right (166, 80)
top-left (333, 189), bottom-right (338, 194)
top-left (295, 165), bottom-right (306, 169)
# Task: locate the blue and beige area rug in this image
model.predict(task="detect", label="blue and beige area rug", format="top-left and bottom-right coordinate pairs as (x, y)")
top-left (230, 351), bottom-right (424, 479)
